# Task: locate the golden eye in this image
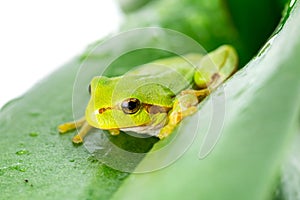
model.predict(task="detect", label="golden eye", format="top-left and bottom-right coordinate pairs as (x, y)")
top-left (121, 98), bottom-right (141, 114)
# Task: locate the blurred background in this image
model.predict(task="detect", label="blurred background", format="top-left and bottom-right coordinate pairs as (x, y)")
top-left (0, 1), bottom-right (122, 108)
top-left (0, 0), bottom-right (285, 108)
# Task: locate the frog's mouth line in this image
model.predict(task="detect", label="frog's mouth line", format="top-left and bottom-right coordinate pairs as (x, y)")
top-left (89, 104), bottom-right (171, 130)
top-left (94, 104), bottom-right (171, 115)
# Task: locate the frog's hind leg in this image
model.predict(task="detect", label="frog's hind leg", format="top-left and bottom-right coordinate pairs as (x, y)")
top-left (158, 46), bottom-right (237, 139)
top-left (58, 117), bottom-right (92, 144)
top-left (158, 89), bottom-right (209, 139)
top-left (194, 45), bottom-right (238, 90)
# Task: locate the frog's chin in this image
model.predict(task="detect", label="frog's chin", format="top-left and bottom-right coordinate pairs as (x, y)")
top-left (120, 125), bottom-right (159, 136)
top-left (120, 124), bottom-right (163, 137)
top-left (120, 113), bottom-right (168, 137)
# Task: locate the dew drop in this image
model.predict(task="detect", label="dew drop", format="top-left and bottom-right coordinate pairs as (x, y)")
top-left (16, 166), bottom-right (26, 172)
top-left (290, 0), bottom-right (296, 8)
top-left (29, 132), bottom-right (39, 137)
top-left (257, 35), bottom-right (277, 58)
top-left (16, 149), bottom-right (30, 155)
top-left (10, 163), bottom-right (27, 172)
top-left (28, 110), bottom-right (41, 117)
top-left (18, 143), bottom-right (25, 147)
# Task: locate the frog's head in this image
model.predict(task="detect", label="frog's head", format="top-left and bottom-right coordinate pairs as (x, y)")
top-left (85, 76), bottom-right (174, 130)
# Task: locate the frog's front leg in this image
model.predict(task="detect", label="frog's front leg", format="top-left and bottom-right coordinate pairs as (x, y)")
top-left (58, 117), bottom-right (92, 144)
top-left (71, 122), bottom-right (92, 143)
top-left (158, 89), bottom-right (209, 139)
top-left (58, 117), bottom-right (86, 133)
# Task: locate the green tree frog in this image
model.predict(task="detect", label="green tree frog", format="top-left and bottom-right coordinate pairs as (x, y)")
top-left (58, 45), bottom-right (238, 143)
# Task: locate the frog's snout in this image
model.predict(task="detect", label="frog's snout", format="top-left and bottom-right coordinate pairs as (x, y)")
top-left (85, 104), bottom-right (98, 128)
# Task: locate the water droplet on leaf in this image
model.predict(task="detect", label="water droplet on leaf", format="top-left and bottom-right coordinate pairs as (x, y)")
top-left (28, 110), bottom-right (41, 117)
top-left (29, 132), bottom-right (39, 137)
top-left (16, 149), bottom-right (30, 155)
top-left (10, 163), bottom-right (27, 172)
top-left (257, 35), bottom-right (277, 58)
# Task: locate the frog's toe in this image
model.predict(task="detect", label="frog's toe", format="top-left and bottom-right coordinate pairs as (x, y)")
top-left (72, 135), bottom-right (83, 144)
top-left (58, 123), bottom-right (76, 133)
top-left (109, 129), bottom-right (120, 136)
top-left (158, 125), bottom-right (174, 139)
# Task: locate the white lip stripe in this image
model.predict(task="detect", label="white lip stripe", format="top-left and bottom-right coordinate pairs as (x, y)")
top-left (94, 110), bottom-right (99, 115)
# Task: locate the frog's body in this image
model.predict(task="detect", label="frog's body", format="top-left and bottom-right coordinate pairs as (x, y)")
top-left (58, 45), bottom-right (238, 143)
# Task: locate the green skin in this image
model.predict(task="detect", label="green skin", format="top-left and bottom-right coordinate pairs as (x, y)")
top-left (85, 45), bottom-right (238, 139)
top-left (58, 45), bottom-right (237, 143)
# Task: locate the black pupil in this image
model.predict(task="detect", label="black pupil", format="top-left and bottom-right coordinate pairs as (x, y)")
top-left (121, 98), bottom-right (140, 114)
top-left (127, 101), bottom-right (137, 110)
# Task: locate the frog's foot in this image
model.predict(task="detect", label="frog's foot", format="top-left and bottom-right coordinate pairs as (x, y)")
top-left (158, 106), bottom-right (198, 139)
top-left (58, 117), bottom-right (86, 133)
top-left (109, 129), bottom-right (120, 136)
top-left (58, 117), bottom-right (92, 144)
top-left (194, 45), bottom-right (238, 90)
top-left (158, 124), bottom-right (175, 139)
top-left (72, 122), bottom-right (92, 144)
top-left (158, 88), bottom-right (209, 139)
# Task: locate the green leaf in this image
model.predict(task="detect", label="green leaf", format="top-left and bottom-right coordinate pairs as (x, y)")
top-left (0, 0), bottom-right (295, 200)
top-left (0, 7), bottom-right (220, 200)
top-left (111, 1), bottom-right (300, 200)
top-left (225, 0), bottom-right (284, 62)
top-left (279, 134), bottom-right (300, 199)
top-left (117, 0), bottom-right (154, 13)
top-left (0, 61), bottom-right (121, 199)
top-left (121, 0), bottom-right (285, 66)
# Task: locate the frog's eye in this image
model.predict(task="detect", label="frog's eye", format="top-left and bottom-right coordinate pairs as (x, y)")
top-left (88, 84), bottom-right (91, 94)
top-left (121, 98), bottom-right (141, 114)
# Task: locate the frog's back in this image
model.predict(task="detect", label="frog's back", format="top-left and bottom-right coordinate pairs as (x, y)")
top-left (125, 54), bottom-right (202, 94)
top-left (93, 54), bottom-right (203, 108)
top-left (106, 54), bottom-right (202, 107)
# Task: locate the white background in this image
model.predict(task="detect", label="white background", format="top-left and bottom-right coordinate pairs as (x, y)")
top-left (0, 1), bottom-right (122, 108)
